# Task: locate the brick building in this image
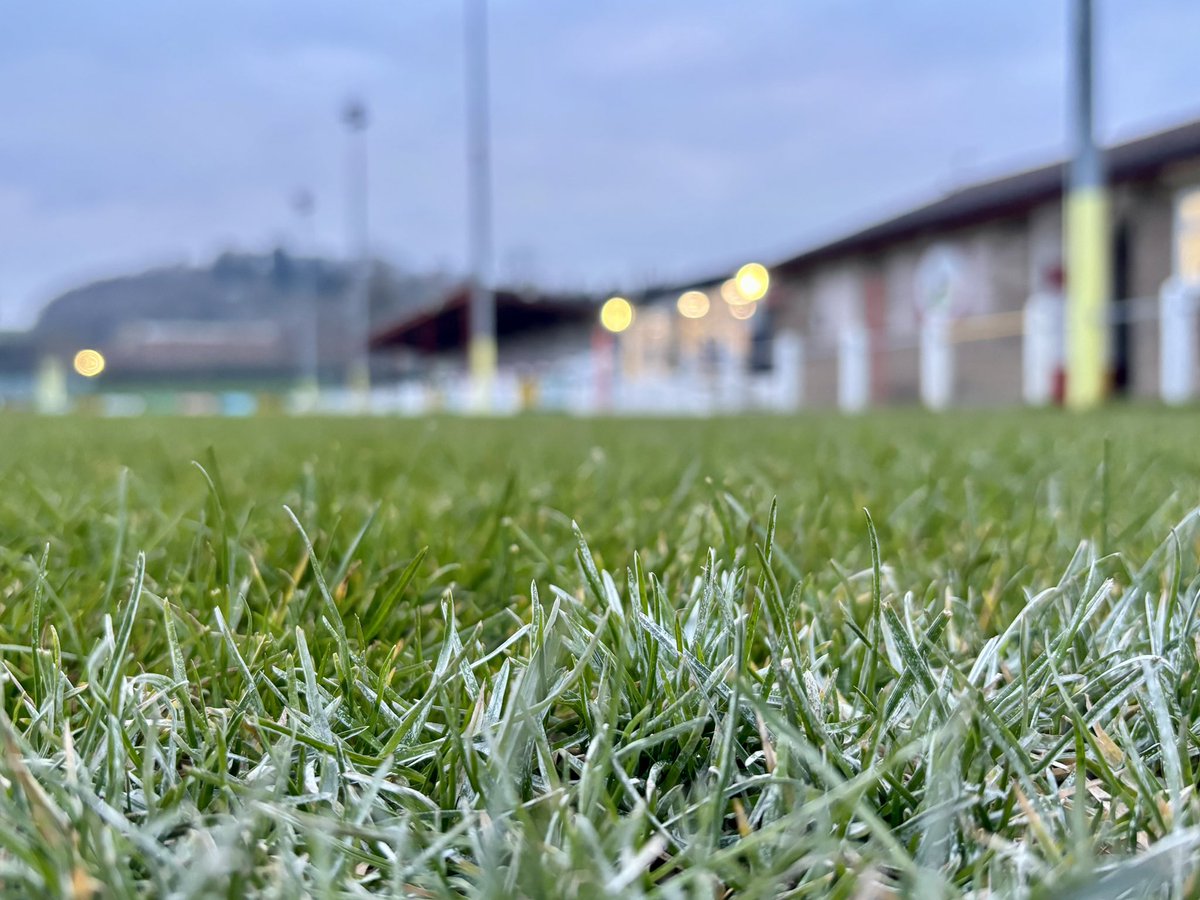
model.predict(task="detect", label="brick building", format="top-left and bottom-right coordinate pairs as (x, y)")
top-left (770, 116), bottom-right (1200, 406)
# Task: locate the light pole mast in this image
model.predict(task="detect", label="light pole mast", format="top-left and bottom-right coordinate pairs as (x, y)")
top-left (342, 97), bottom-right (371, 407)
top-left (291, 188), bottom-right (320, 407)
top-left (465, 0), bottom-right (496, 411)
top-left (1065, 0), bottom-right (1109, 409)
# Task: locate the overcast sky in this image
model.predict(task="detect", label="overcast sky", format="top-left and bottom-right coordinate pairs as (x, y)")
top-left (2, 1), bottom-right (1199, 327)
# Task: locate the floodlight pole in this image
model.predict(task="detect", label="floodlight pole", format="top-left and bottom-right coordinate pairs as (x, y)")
top-left (1065, 0), bottom-right (1109, 409)
top-left (342, 98), bottom-right (371, 408)
top-left (292, 189), bottom-right (320, 406)
top-left (465, 0), bottom-right (497, 411)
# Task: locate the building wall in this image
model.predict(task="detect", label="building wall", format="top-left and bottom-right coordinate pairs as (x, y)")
top-left (777, 176), bottom-right (1200, 409)
top-left (1119, 183), bottom-right (1171, 397)
top-left (883, 246), bottom-right (920, 337)
top-left (787, 216), bottom-right (1037, 408)
top-left (807, 261), bottom-right (865, 344)
top-left (858, 246), bottom-right (920, 405)
top-left (954, 334), bottom-right (1025, 407)
top-left (792, 160), bottom-right (1200, 409)
top-left (952, 220), bottom-right (1029, 405)
top-left (802, 261), bottom-right (863, 408)
top-left (1028, 204), bottom-right (1064, 293)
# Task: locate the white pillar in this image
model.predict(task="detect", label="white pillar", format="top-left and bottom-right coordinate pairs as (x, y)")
top-left (838, 324), bottom-right (869, 413)
top-left (1160, 278), bottom-right (1197, 405)
top-left (773, 331), bottom-right (804, 411)
top-left (1023, 291), bottom-right (1063, 406)
top-left (35, 355), bottom-right (67, 415)
top-left (718, 345), bottom-right (741, 412)
top-left (919, 312), bottom-right (952, 410)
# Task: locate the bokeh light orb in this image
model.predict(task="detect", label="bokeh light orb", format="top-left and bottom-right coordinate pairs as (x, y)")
top-left (599, 296), bottom-right (634, 333)
top-left (676, 290), bottom-right (710, 319)
top-left (720, 278), bottom-right (742, 305)
top-left (73, 349), bottom-right (106, 377)
top-left (729, 301), bottom-right (757, 321)
top-left (734, 263), bottom-right (770, 303)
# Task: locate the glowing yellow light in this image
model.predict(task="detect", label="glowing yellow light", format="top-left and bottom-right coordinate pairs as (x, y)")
top-left (599, 296), bottom-right (634, 333)
top-left (676, 290), bottom-right (710, 319)
top-left (73, 349), bottom-right (106, 377)
top-left (735, 263), bottom-right (770, 302)
top-left (729, 301), bottom-right (757, 321)
top-left (720, 278), bottom-right (742, 305)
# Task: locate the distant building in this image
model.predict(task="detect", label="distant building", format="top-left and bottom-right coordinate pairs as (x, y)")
top-left (770, 116), bottom-right (1200, 406)
top-left (372, 119), bottom-right (1200, 414)
top-left (371, 284), bottom-right (595, 361)
top-left (368, 279), bottom-right (773, 413)
top-left (370, 284), bottom-right (601, 410)
top-left (624, 280), bottom-right (755, 374)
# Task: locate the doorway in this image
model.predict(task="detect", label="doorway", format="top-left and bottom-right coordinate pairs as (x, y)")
top-left (1111, 220), bottom-right (1132, 395)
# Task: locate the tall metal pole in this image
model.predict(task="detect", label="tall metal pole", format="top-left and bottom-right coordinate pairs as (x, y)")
top-left (1065, 0), bottom-right (1109, 409)
top-left (342, 98), bottom-right (371, 408)
top-left (291, 188), bottom-right (320, 408)
top-left (465, 0), bottom-right (496, 411)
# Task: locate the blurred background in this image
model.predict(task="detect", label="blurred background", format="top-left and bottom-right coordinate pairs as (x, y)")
top-left (2, 1), bottom-right (1200, 416)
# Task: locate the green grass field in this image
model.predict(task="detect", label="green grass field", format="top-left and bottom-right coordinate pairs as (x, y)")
top-left (2, 410), bottom-right (1200, 897)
